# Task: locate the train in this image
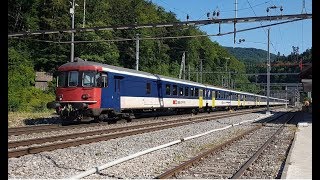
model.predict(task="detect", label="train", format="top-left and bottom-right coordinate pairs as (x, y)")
top-left (47, 58), bottom-right (288, 122)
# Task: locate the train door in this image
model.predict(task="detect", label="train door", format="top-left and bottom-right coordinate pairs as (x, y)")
top-left (157, 80), bottom-right (164, 108)
top-left (113, 76), bottom-right (123, 112)
top-left (199, 89), bottom-right (203, 108)
top-left (212, 90), bottom-right (216, 107)
top-left (237, 94), bottom-right (240, 107)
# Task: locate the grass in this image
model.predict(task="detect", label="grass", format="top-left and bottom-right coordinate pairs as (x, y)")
top-left (8, 110), bottom-right (57, 128)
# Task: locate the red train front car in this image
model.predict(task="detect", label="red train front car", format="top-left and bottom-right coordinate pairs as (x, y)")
top-left (47, 59), bottom-right (105, 121)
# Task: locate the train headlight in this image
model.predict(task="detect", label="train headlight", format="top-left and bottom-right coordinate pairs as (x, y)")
top-left (57, 95), bottom-right (63, 101)
top-left (82, 94), bottom-right (89, 100)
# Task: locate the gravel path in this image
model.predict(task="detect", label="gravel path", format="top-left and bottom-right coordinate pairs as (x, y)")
top-left (8, 109), bottom-right (288, 179)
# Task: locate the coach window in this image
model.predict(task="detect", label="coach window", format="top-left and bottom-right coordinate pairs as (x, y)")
top-left (166, 84), bottom-right (171, 95)
top-left (179, 87), bottom-right (183, 96)
top-left (68, 71), bottom-right (79, 87)
top-left (195, 88), bottom-right (199, 97)
top-left (185, 87), bottom-right (189, 96)
top-left (146, 83), bottom-right (151, 94)
top-left (216, 91), bottom-right (219, 99)
top-left (173, 85), bottom-right (177, 95)
top-left (190, 87), bottom-right (194, 97)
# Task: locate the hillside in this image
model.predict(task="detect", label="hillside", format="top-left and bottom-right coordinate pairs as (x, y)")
top-left (224, 47), bottom-right (277, 63)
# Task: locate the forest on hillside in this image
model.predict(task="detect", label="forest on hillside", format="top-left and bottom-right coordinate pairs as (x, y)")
top-left (8, 0), bottom-right (312, 112)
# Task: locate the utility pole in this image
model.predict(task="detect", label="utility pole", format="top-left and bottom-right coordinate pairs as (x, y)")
top-left (179, 52), bottom-right (186, 79)
top-left (70, 0), bottom-right (75, 62)
top-left (188, 65), bottom-right (190, 81)
top-left (266, 28), bottom-right (271, 114)
top-left (135, 34), bottom-right (140, 71)
top-left (200, 59), bottom-right (203, 83)
top-left (183, 54), bottom-right (186, 80)
top-left (82, 0), bottom-right (86, 28)
top-left (285, 86), bottom-right (288, 108)
top-left (234, 0), bottom-right (237, 45)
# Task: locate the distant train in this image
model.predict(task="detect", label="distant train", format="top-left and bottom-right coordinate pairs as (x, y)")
top-left (47, 58), bottom-right (288, 122)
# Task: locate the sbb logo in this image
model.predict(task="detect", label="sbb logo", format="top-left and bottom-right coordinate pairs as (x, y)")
top-left (173, 100), bottom-right (177, 104)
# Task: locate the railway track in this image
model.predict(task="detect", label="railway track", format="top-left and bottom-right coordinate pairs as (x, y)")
top-left (156, 111), bottom-right (296, 179)
top-left (8, 108), bottom-right (274, 158)
top-left (8, 107), bottom-right (280, 136)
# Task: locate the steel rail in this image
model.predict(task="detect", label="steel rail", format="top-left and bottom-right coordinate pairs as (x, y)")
top-left (231, 112), bottom-right (296, 179)
top-left (155, 111), bottom-right (291, 179)
top-left (8, 109), bottom-right (262, 158)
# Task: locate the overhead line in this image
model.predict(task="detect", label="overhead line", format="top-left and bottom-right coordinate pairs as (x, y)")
top-left (12, 19), bottom-right (305, 44)
top-left (8, 14), bottom-right (312, 37)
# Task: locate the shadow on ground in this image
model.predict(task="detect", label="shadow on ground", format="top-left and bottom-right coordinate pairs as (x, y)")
top-left (24, 115), bottom-right (62, 125)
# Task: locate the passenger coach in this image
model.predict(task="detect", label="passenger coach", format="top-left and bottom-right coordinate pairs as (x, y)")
top-left (47, 58), bottom-right (288, 122)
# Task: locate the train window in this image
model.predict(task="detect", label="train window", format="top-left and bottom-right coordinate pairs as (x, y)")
top-left (204, 90), bottom-right (207, 98)
top-left (172, 85), bottom-right (177, 95)
top-left (179, 87), bottom-right (183, 96)
top-left (97, 73), bottom-right (108, 88)
top-left (166, 84), bottom-right (171, 95)
top-left (82, 71), bottom-right (95, 87)
top-left (226, 92), bottom-right (230, 99)
top-left (146, 83), bottom-right (151, 94)
top-left (195, 88), bottom-right (199, 97)
top-left (68, 71), bottom-right (79, 87)
top-left (207, 90), bottom-right (211, 97)
top-left (216, 91), bottom-right (219, 99)
top-left (191, 87), bottom-right (194, 97)
top-left (57, 72), bottom-right (67, 87)
top-left (185, 87), bottom-right (189, 96)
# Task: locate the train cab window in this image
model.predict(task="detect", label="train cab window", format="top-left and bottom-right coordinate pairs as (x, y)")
top-left (68, 71), bottom-right (79, 87)
top-left (179, 87), bottom-right (183, 96)
top-left (172, 85), bottom-right (177, 95)
top-left (195, 88), bottom-right (199, 97)
top-left (191, 88), bottom-right (194, 97)
top-left (185, 87), bottom-right (189, 96)
top-left (82, 71), bottom-right (95, 87)
top-left (96, 73), bottom-right (108, 88)
top-left (146, 83), bottom-right (151, 94)
top-left (57, 72), bottom-right (67, 87)
top-left (166, 84), bottom-right (171, 95)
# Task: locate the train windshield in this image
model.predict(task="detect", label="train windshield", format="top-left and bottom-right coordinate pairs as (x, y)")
top-left (82, 71), bottom-right (96, 87)
top-left (57, 71), bottom-right (105, 87)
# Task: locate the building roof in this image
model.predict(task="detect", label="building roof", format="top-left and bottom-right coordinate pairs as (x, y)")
top-left (35, 72), bottom-right (53, 82)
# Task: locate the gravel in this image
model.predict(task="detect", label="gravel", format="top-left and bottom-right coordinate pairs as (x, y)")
top-left (8, 108), bottom-right (288, 179)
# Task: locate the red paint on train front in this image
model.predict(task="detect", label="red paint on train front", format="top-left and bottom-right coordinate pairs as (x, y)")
top-left (56, 87), bottom-right (101, 109)
top-left (58, 65), bottom-right (102, 71)
top-left (57, 65), bottom-right (103, 109)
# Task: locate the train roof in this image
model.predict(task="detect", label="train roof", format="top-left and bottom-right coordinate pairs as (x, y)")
top-left (59, 59), bottom-right (287, 100)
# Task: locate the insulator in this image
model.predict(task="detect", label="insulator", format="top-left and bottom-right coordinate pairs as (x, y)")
top-left (207, 12), bottom-right (210, 18)
top-left (187, 14), bottom-right (189, 20)
top-left (212, 11), bottom-right (216, 16)
top-left (266, 8), bottom-right (269, 12)
top-left (280, 6), bottom-right (283, 11)
top-left (217, 11), bottom-right (220, 17)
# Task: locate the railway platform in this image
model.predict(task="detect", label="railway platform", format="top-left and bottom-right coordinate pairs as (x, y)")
top-left (281, 112), bottom-right (312, 179)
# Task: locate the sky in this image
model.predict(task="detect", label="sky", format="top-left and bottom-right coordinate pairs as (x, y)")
top-left (151, 0), bottom-right (312, 56)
